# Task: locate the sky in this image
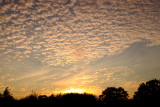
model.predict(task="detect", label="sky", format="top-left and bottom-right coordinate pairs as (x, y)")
top-left (0, 0), bottom-right (160, 99)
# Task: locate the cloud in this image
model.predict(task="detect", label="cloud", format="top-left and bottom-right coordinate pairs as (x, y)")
top-left (20, 88), bottom-right (26, 92)
top-left (0, 0), bottom-right (160, 67)
top-left (0, 0), bottom-right (159, 99)
top-left (50, 64), bottom-right (134, 91)
top-left (0, 82), bottom-right (5, 89)
top-left (10, 68), bottom-right (50, 82)
top-left (44, 65), bottom-right (136, 96)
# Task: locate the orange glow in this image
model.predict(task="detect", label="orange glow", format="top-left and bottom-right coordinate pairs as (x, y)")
top-left (64, 88), bottom-right (85, 94)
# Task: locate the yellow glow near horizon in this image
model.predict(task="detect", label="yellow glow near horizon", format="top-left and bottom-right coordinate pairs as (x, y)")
top-left (64, 88), bottom-right (85, 94)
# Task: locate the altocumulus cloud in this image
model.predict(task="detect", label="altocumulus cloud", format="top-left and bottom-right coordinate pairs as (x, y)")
top-left (0, 0), bottom-right (160, 67)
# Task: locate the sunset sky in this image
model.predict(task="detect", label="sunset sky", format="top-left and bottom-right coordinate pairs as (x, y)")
top-left (0, 0), bottom-right (160, 98)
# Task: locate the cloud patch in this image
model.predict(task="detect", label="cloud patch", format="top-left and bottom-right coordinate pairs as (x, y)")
top-left (0, 0), bottom-right (160, 67)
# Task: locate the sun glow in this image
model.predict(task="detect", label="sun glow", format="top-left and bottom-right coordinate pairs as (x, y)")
top-left (64, 88), bottom-right (85, 94)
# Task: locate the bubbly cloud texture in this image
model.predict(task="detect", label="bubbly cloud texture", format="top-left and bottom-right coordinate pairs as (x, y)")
top-left (1, 0), bottom-right (160, 66)
top-left (0, 0), bottom-right (160, 98)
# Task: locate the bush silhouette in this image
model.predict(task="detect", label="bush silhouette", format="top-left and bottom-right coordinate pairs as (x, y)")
top-left (133, 79), bottom-right (160, 105)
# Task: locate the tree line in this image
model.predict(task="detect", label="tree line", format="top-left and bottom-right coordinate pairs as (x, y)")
top-left (0, 79), bottom-right (160, 106)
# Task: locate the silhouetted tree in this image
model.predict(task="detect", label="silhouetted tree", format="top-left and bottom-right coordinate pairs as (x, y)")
top-left (0, 87), bottom-right (15, 106)
top-left (99, 87), bottom-right (128, 105)
top-left (1, 79), bottom-right (160, 106)
top-left (3, 87), bottom-right (12, 97)
top-left (133, 79), bottom-right (160, 105)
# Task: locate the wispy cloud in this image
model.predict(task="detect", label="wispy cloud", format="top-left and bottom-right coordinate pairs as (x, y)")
top-left (9, 67), bottom-right (50, 82)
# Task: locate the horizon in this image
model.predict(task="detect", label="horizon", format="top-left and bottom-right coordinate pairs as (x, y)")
top-left (0, 0), bottom-right (160, 99)
top-left (0, 79), bottom-right (153, 99)
top-left (1, 78), bottom-right (159, 100)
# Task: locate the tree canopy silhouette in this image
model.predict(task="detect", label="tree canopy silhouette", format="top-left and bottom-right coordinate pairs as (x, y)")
top-left (0, 79), bottom-right (160, 106)
top-left (3, 87), bottom-right (12, 97)
top-left (133, 79), bottom-right (160, 104)
top-left (0, 87), bottom-right (15, 106)
top-left (99, 87), bottom-right (128, 105)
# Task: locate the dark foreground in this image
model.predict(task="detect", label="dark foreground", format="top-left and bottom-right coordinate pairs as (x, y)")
top-left (0, 79), bottom-right (160, 107)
